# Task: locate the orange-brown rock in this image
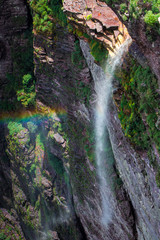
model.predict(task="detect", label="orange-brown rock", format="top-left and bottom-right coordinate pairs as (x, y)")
top-left (63, 0), bottom-right (130, 52)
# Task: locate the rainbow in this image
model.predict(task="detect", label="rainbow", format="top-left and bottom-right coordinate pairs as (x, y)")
top-left (0, 107), bottom-right (67, 125)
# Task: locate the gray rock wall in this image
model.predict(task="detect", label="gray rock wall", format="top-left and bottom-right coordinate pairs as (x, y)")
top-left (80, 39), bottom-right (160, 240)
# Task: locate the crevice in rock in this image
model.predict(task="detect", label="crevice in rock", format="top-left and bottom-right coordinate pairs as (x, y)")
top-left (74, 215), bottom-right (88, 240)
top-left (24, 0), bottom-right (33, 28)
top-left (128, 198), bottom-right (138, 239)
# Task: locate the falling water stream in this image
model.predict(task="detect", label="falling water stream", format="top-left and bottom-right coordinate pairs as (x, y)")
top-left (95, 39), bottom-right (132, 225)
top-left (80, 38), bottom-right (131, 230)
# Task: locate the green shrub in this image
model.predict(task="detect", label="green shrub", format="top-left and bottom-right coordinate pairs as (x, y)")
top-left (22, 74), bottom-right (32, 88)
top-left (144, 10), bottom-right (160, 26)
top-left (122, 15), bottom-right (128, 21)
top-left (2, 28), bottom-right (34, 111)
top-left (50, 0), bottom-right (68, 27)
top-left (29, 0), bottom-right (53, 35)
top-left (8, 121), bottom-right (25, 136)
top-left (0, 233), bottom-right (6, 240)
top-left (120, 3), bottom-right (127, 14)
top-left (116, 57), bottom-right (159, 151)
top-left (17, 74), bottom-right (35, 107)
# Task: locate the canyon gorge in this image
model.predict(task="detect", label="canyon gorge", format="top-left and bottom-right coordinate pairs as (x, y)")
top-left (0, 0), bottom-right (160, 239)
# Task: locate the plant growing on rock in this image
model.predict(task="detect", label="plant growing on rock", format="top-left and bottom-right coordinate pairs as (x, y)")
top-left (120, 3), bottom-right (127, 14)
top-left (29, 0), bottom-right (53, 35)
top-left (86, 14), bottom-right (92, 21)
top-left (144, 10), bottom-right (160, 26)
top-left (17, 74), bottom-right (35, 107)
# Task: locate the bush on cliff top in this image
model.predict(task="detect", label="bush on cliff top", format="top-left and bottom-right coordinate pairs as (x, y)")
top-left (29, 0), bottom-right (67, 34)
top-left (104, 0), bottom-right (160, 36)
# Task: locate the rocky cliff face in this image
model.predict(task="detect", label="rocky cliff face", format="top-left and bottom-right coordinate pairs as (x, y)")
top-left (63, 0), bottom-right (129, 52)
top-left (80, 40), bottom-right (160, 240)
top-left (33, 20), bottom-right (137, 240)
top-left (0, 0), bottom-right (160, 240)
top-left (63, 0), bottom-right (160, 84)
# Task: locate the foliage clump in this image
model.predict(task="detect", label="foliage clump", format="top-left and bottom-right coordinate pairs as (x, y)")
top-left (144, 10), bottom-right (160, 27)
top-left (8, 121), bottom-right (25, 137)
top-left (50, 0), bottom-right (68, 27)
top-left (89, 39), bottom-right (108, 66)
top-left (29, 0), bottom-right (67, 35)
top-left (29, 0), bottom-right (53, 35)
top-left (116, 57), bottom-right (160, 151)
top-left (17, 74), bottom-right (36, 107)
top-left (86, 14), bottom-right (92, 21)
top-left (120, 3), bottom-right (127, 14)
top-left (36, 133), bottom-right (44, 151)
top-left (115, 56), bottom-right (160, 188)
top-left (1, 29), bottom-right (34, 111)
top-left (104, 0), bottom-right (160, 37)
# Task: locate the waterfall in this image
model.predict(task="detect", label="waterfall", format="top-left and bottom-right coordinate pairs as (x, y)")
top-left (95, 39), bottom-right (132, 226)
top-left (80, 38), bottom-right (132, 227)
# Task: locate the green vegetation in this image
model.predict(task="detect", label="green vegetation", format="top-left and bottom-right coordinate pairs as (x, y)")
top-left (17, 74), bottom-right (35, 107)
top-left (71, 40), bottom-right (84, 69)
top-left (115, 56), bottom-right (160, 187)
top-left (120, 3), bottom-right (127, 14)
top-left (29, 0), bottom-right (53, 35)
top-left (36, 133), bottom-right (44, 151)
top-left (1, 28), bottom-right (34, 111)
top-left (0, 210), bottom-right (23, 240)
top-left (86, 14), bottom-right (92, 21)
top-left (50, 0), bottom-right (68, 27)
top-left (104, 0), bottom-right (160, 37)
top-left (81, 35), bottom-right (108, 66)
top-left (8, 121), bottom-right (25, 136)
top-left (27, 122), bottom-right (38, 133)
top-left (29, 0), bottom-right (67, 35)
top-left (69, 27), bottom-right (108, 67)
top-left (90, 39), bottom-right (108, 66)
top-left (144, 10), bottom-right (160, 26)
top-left (7, 121), bottom-right (30, 166)
top-left (116, 57), bottom-right (160, 151)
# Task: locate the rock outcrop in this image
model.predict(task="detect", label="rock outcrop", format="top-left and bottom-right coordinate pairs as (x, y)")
top-left (63, 0), bottom-right (160, 84)
top-left (63, 0), bottom-right (129, 52)
top-left (0, 0), bottom-right (160, 240)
